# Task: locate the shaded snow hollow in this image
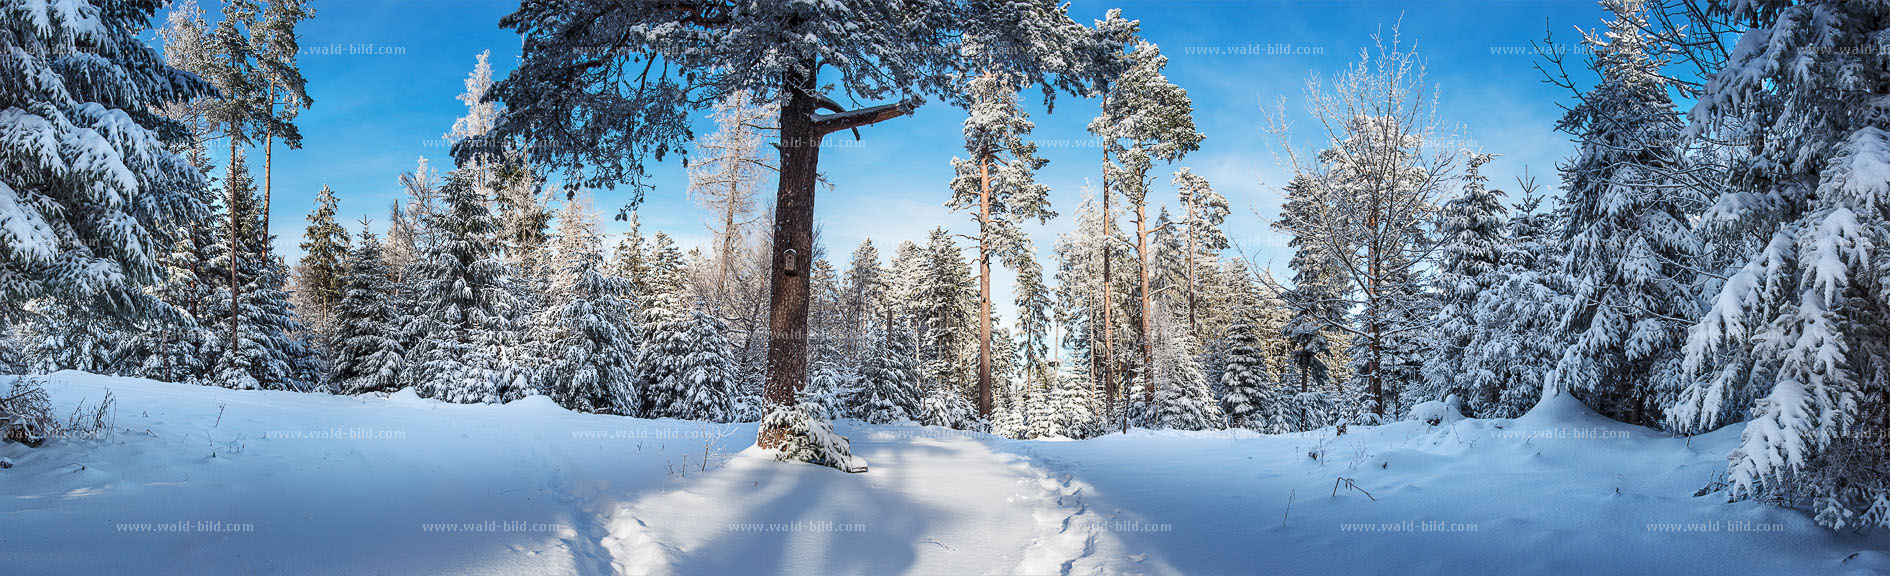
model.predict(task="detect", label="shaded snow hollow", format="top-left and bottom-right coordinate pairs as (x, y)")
top-left (2, 372), bottom-right (1884, 575)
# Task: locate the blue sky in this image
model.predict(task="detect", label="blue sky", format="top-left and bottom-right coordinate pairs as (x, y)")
top-left (177, 0), bottom-right (1608, 318)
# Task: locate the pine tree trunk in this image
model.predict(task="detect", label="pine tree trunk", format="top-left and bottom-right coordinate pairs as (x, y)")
top-left (227, 135), bottom-right (241, 359)
top-left (1184, 199), bottom-right (1200, 342)
top-left (262, 86), bottom-right (275, 238)
top-left (1088, 299), bottom-right (1102, 401)
top-left (976, 156), bottom-right (994, 416)
top-left (763, 70), bottom-right (820, 408)
top-left (1137, 203), bottom-right (1155, 407)
top-left (759, 62), bottom-right (914, 413)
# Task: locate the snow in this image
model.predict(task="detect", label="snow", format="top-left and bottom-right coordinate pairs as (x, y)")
top-left (1405, 397), bottom-right (1464, 426)
top-left (4, 371), bottom-right (1886, 575)
top-left (0, 180), bottom-right (59, 262)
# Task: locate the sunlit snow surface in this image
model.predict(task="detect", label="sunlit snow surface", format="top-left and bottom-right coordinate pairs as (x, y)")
top-left (2, 372), bottom-right (1884, 575)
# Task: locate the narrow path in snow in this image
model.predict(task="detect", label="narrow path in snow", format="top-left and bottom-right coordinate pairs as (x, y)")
top-left (598, 424), bottom-right (1133, 575)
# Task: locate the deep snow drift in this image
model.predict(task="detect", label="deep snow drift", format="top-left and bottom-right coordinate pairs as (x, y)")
top-left (1, 372), bottom-right (1884, 575)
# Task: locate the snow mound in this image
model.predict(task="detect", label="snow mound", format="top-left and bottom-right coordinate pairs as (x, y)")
top-left (1407, 396), bottom-right (1466, 426)
top-left (502, 393), bottom-right (565, 414)
top-left (1519, 388), bottom-right (1610, 425)
top-left (383, 387), bottom-right (425, 404)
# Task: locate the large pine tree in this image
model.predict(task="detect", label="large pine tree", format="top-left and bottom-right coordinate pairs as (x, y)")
top-left (251, 0), bottom-right (314, 234)
top-left (1052, 188), bottom-right (1136, 421)
top-left (949, 71), bottom-right (1056, 417)
top-left (1173, 167), bottom-right (1229, 343)
top-left (471, 0), bottom-right (1113, 422)
top-left (1090, 26), bottom-right (1204, 411)
top-left (207, 153), bottom-right (312, 391)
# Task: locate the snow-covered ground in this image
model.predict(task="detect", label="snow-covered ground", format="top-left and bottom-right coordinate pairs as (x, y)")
top-left (2, 371), bottom-right (1884, 575)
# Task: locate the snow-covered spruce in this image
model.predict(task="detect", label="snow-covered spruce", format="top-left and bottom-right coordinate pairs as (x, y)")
top-left (844, 327), bottom-right (923, 424)
top-left (1148, 307), bottom-right (1222, 431)
top-left (206, 154), bottom-right (317, 392)
top-left (757, 402), bottom-right (865, 473)
top-left (920, 383), bottom-right (983, 431)
top-left (329, 228), bottom-right (404, 395)
top-left (296, 184), bottom-right (350, 357)
top-left (0, 0), bottom-right (212, 326)
top-left (903, 228), bottom-right (981, 412)
top-left (1415, 153), bottom-right (1507, 409)
top-left (634, 304), bottom-right (737, 422)
top-left (384, 160), bottom-right (442, 393)
top-left (408, 170), bottom-right (524, 404)
top-left (534, 197), bottom-right (638, 414)
top-left (1273, 173), bottom-right (1343, 407)
top-left (1544, 0), bottom-right (1702, 428)
top-left (1674, 0), bottom-right (1890, 531)
top-left (1047, 366), bottom-right (1105, 439)
top-left (1458, 191), bottom-right (1563, 418)
top-left (798, 342), bottom-right (852, 420)
top-left (1220, 310), bottom-right (1286, 432)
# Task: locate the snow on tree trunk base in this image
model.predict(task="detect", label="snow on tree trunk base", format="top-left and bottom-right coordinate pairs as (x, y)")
top-left (756, 403), bottom-right (868, 473)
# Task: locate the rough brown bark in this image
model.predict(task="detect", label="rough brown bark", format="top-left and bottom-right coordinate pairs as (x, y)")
top-left (762, 65), bottom-right (915, 409)
top-left (1135, 203), bottom-right (1161, 406)
top-left (763, 70), bottom-right (821, 408)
